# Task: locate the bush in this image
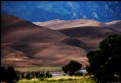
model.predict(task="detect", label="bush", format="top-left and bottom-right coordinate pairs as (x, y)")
top-left (16, 71), bottom-right (52, 80)
top-left (62, 60), bottom-right (82, 76)
top-left (45, 71), bottom-right (52, 78)
top-left (75, 72), bottom-right (83, 76)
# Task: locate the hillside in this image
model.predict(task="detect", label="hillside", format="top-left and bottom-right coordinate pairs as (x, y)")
top-left (106, 20), bottom-right (121, 33)
top-left (1, 14), bottom-right (121, 68)
top-left (34, 19), bottom-right (121, 51)
top-left (1, 14), bottom-right (88, 68)
top-left (1, 14), bottom-right (68, 43)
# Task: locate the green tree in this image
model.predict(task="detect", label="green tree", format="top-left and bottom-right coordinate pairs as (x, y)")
top-left (1, 67), bottom-right (19, 83)
top-left (45, 71), bottom-right (52, 78)
top-left (1, 67), bottom-right (7, 82)
top-left (62, 60), bottom-right (82, 76)
top-left (86, 35), bottom-right (121, 83)
top-left (6, 67), bottom-right (19, 83)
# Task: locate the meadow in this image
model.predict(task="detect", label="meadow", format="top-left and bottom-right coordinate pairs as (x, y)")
top-left (15, 67), bottom-right (62, 72)
top-left (17, 76), bottom-right (95, 83)
top-left (15, 67), bottom-right (95, 83)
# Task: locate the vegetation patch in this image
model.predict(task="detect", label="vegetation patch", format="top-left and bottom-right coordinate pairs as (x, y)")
top-left (15, 67), bottom-right (61, 72)
top-left (17, 76), bottom-right (95, 83)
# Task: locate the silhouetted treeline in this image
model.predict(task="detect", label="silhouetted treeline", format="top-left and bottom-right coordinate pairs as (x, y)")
top-left (17, 70), bottom-right (52, 80)
top-left (1, 66), bottom-right (52, 83)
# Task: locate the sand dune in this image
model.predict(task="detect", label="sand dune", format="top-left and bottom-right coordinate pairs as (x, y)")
top-left (33, 19), bottom-right (106, 30)
top-left (1, 14), bottom-right (87, 67)
top-left (106, 20), bottom-right (121, 33)
top-left (1, 14), bottom-right (121, 68)
top-left (2, 14), bottom-right (68, 43)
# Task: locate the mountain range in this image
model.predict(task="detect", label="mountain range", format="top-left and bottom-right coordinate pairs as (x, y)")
top-left (1, 1), bottom-right (121, 22)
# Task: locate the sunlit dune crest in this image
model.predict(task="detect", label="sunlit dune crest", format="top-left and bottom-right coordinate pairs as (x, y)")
top-left (33, 19), bottom-right (107, 30)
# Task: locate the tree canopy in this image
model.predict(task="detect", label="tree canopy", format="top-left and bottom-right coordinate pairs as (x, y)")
top-left (86, 35), bottom-right (121, 83)
top-left (1, 67), bottom-right (19, 83)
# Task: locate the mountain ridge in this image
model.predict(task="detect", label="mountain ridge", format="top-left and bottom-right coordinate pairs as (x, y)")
top-left (2, 1), bottom-right (121, 22)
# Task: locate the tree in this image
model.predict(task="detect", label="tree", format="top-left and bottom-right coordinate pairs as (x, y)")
top-left (6, 67), bottom-right (19, 83)
top-left (86, 35), bottom-right (121, 83)
top-left (1, 67), bottom-right (19, 83)
top-left (1, 67), bottom-right (7, 82)
top-left (62, 60), bottom-right (82, 76)
top-left (45, 71), bottom-right (52, 78)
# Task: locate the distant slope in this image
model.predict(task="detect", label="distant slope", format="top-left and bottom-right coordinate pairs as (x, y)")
top-left (59, 26), bottom-right (115, 38)
top-left (106, 20), bottom-right (121, 33)
top-left (59, 26), bottom-right (119, 51)
top-left (34, 19), bottom-right (121, 51)
top-left (61, 38), bottom-right (91, 51)
top-left (1, 14), bottom-right (23, 27)
top-left (1, 14), bottom-right (68, 43)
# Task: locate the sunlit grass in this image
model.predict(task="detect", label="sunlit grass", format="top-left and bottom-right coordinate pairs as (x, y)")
top-left (15, 67), bottom-right (61, 71)
top-left (17, 78), bottom-right (39, 83)
top-left (17, 76), bottom-right (95, 83)
top-left (45, 76), bottom-right (83, 81)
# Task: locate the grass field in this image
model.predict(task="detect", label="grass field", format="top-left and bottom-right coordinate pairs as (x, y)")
top-left (17, 76), bottom-right (95, 83)
top-left (15, 67), bottom-right (62, 72)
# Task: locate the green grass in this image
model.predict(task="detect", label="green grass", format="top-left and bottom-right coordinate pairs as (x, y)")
top-left (17, 76), bottom-right (95, 83)
top-left (17, 78), bottom-right (40, 83)
top-left (15, 67), bottom-right (61, 72)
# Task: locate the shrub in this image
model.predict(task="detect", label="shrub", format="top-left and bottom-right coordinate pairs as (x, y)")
top-left (62, 60), bottom-right (82, 76)
top-left (74, 72), bottom-right (83, 76)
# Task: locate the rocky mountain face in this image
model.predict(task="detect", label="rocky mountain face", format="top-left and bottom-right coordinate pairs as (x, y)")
top-left (1, 1), bottom-right (121, 22)
top-left (1, 14), bottom-right (121, 68)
